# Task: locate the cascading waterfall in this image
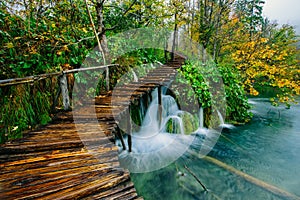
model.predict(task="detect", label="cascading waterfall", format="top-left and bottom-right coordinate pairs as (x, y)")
top-left (117, 87), bottom-right (234, 173)
top-left (117, 88), bottom-right (193, 172)
top-left (199, 107), bottom-right (204, 129)
top-left (217, 110), bottom-right (235, 129)
top-left (161, 115), bottom-right (184, 134)
top-left (217, 110), bottom-right (225, 125)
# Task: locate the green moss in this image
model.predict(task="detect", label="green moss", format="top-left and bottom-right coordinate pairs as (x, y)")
top-left (0, 82), bottom-right (53, 143)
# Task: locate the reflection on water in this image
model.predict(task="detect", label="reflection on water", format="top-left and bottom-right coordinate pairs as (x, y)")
top-left (130, 98), bottom-right (300, 200)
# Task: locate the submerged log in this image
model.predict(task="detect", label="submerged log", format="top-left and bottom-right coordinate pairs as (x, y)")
top-left (196, 154), bottom-right (300, 200)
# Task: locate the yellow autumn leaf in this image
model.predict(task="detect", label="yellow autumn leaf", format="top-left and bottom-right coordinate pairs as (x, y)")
top-left (82, 28), bottom-right (88, 33)
top-left (60, 16), bottom-right (67, 22)
top-left (249, 87), bottom-right (259, 96)
top-left (261, 38), bottom-right (268, 43)
top-left (62, 45), bottom-right (70, 52)
top-left (5, 43), bottom-right (14, 49)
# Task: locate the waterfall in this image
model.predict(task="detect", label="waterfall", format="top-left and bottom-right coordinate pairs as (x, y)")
top-left (116, 88), bottom-right (233, 173)
top-left (217, 110), bottom-right (235, 129)
top-left (139, 98), bottom-right (146, 124)
top-left (217, 110), bottom-right (225, 125)
top-left (117, 88), bottom-right (194, 173)
top-left (199, 107), bottom-right (204, 129)
top-left (161, 116), bottom-right (184, 134)
top-left (161, 95), bottom-right (179, 119)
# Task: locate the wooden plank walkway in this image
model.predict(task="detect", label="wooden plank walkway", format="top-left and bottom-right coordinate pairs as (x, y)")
top-left (0, 56), bottom-right (185, 199)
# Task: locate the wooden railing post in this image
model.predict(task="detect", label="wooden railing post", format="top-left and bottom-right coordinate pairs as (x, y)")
top-left (106, 66), bottom-right (109, 91)
top-left (59, 73), bottom-right (70, 111)
top-left (158, 85), bottom-right (162, 127)
top-left (116, 125), bottom-right (126, 150)
top-left (127, 105), bottom-right (132, 152)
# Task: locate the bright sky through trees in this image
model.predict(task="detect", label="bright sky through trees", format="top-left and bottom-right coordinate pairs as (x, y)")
top-left (263, 0), bottom-right (300, 33)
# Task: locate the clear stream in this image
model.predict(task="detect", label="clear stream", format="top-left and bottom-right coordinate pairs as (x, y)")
top-left (126, 98), bottom-right (300, 200)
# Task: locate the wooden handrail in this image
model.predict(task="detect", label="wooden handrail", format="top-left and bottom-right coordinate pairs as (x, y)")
top-left (63, 64), bottom-right (118, 74)
top-left (0, 64), bottom-right (119, 111)
top-left (0, 64), bottom-right (119, 87)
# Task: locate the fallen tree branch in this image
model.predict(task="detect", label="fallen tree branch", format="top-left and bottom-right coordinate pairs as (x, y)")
top-left (184, 165), bottom-right (208, 191)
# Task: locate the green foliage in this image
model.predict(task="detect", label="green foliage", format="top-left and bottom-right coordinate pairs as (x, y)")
top-left (218, 64), bottom-right (253, 123)
top-left (0, 1), bottom-right (94, 79)
top-left (0, 82), bottom-right (52, 143)
top-left (0, 0), bottom-right (97, 142)
top-left (177, 62), bottom-right (212, 108)
top-left (177, 61), bottom-right (252, 125)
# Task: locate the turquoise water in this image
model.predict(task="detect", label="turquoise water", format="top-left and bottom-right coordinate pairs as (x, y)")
top-left (130, 98), bottom-right (300, 200)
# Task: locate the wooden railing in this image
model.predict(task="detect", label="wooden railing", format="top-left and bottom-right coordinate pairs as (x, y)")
top-left (0, 64), bottom-right (119, 110)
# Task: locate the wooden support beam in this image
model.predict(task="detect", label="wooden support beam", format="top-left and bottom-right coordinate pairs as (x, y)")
top-left (116, 126), bottom-right (126, 151)
top-left (106, 67), bottom-right (110, 91)
top-left (158, 86), bottom-right (162, 127)
top-left (127, 105), bottom-right (132, 152)
top-left (59, 74), bottom-right (70, 111)
top-left (52, 86), bottom-right (61, 112)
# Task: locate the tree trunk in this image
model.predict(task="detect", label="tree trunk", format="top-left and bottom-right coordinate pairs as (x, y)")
top-left (96, 0), bottom-right (110, 64)
top-left (171, 13), bottom-right (178, 61)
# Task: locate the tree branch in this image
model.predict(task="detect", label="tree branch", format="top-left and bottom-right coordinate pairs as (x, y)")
top-left (184, 165), bottom-right (208, 191)
top-left (122, 0), bottom-right (138, 17)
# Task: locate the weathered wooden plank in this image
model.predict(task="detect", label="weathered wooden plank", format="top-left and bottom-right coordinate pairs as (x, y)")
top-left (0, 148), bottom-right (83, 163)
top-left (1, 169), bottom-right (126, 200)
top-left (112, 87), bottom-right (152, 93)
top-left (111, 91), bottom-right (146, 97)
top-left (1, 161), bottom-right (121, 192)
top-left (83, 182), bottom-right (140, 199)
top-left (0, 145), bottom-right (116, 168)
top-left (0, 148), bottom-right (117, 175)
top-left (1, 161), bottom-right (117, 190)
top-left (35, 171), bottom-right (130, 200)
top-left (0, 140), bottom-right (84, 154)
top-left (1, 135), bottom-right (114, 150)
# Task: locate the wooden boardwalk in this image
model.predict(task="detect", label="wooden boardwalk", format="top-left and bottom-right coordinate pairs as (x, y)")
top-left (0, 56), bottom-right (185, 199)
